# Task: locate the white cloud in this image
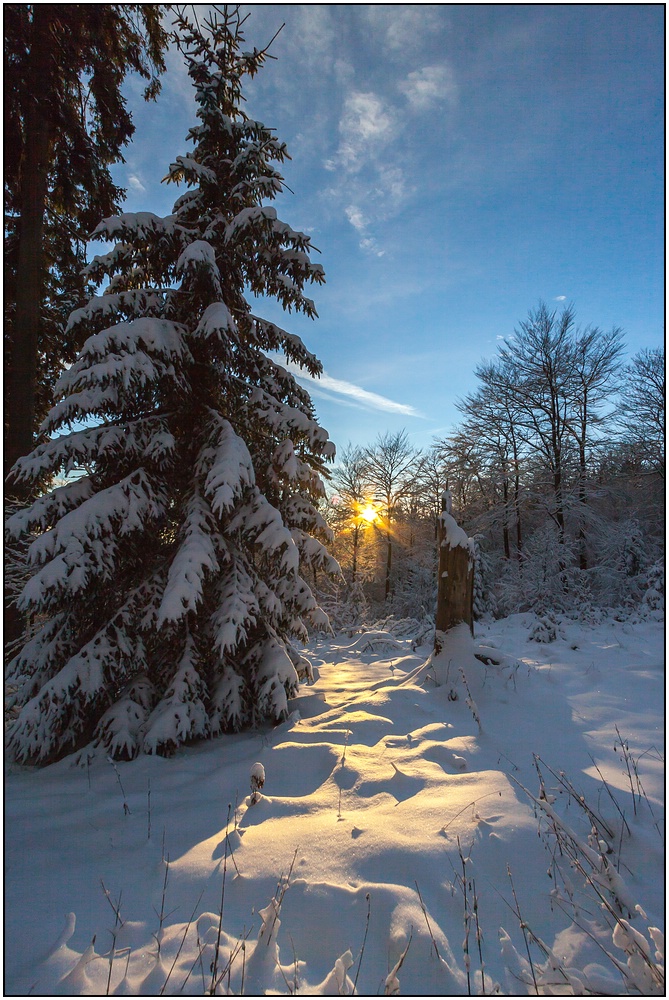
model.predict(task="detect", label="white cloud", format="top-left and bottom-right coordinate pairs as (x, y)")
top-left (359, 236), bottom-right (385, 258)
top-left (363, 6), bottom-right (445, 54)
top-left (376, 165), bottom-right (409, 203)
top-left (327, 96), bottom-right (412, 253)
top-left (345, 205), bottom-right (368, 233)
top-left (336, 91), bottom-right (397, 171)
top-left (399, 64), bottom-right (457, 110)
top-left (554, 295), bottom-right (567, 301)
top-left (277, 357), bottom-right (422, 417)
top-left (344, 204), bottom-right (389, 255)
top-left (128, 174), bottom-right (146, 193)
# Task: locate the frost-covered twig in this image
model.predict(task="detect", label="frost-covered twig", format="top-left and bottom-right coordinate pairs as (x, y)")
top-left (384, 929), bottom-right (412, 996)
top-left (415, 880), bottom-right (440, 960)
top-left (514, 770), bottom-right (665, 994)
top-left (614, 726), bottom-right (657, 822)
top-left (458, 667), bottom-right (481, 729)
top-left (441, 789), bottom-right (503, 836)
top-left (471, 875), bottom-right (485, 996)
top-left (615, 726), bottom-right (639, 816)
top-left (159, 886), bottom-right (205, 995)
top-left (100, 881), bottom-right (124, 995)
top-left (153, 853), bottom-right (171, 955)
top-left (107, 756), bottom-right (130, 815)
top-left (588, 754), bottom-right (632, 842)
top-left (459, 842), bottom-right (472, 995)
top-left (209, 803), bottom-right (232, 993)
top-left (533, 753), bottom-right (614, 841)
top-left (506, 865), bottom-right (539, 995)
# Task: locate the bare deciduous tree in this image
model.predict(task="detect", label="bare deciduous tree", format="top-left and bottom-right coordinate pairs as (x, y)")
top-left (330, 444), bottom-right (371, 584)
top-left (569, 325), bottom-right (624, 567)
top-left (364, 430), bottom-right (422, 601)
top-left (495, 302), bottom-right (577, 546)
top-left (618, 347), bottom-right (665, 478)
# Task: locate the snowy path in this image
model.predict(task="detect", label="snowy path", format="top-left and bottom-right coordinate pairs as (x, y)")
top-left (5, 616), bottom-right (664, 995)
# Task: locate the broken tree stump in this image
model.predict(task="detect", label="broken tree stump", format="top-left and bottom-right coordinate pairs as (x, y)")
top-left (435, 490), bottom-right (475, 646)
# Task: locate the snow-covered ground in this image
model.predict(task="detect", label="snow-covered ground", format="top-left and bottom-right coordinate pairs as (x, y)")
top-left (5, 614), bottom-right (664, 996)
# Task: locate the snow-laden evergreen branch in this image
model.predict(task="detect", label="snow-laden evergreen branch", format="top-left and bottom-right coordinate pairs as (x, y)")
top-left (6, 6), bottom-right (337, 764)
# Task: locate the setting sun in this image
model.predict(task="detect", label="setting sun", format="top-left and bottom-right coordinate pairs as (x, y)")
top-left (359, 504), bottom-right (380, 524)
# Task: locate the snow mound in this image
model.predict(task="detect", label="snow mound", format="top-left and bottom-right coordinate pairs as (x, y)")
top-left (5, 616), bottom-right (664, 996)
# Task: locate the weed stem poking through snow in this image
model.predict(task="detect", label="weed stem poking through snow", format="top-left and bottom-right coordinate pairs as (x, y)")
top-left (209, 803), bottom-right (231, 994)
top-left (107, 756), bottom-right (130, 815)
top-left (415, 880), bottom-right (440, 960)
top-left (353, 892), bottom-right (371, 993)
top-left (506, 864), bottom-right (539, 995)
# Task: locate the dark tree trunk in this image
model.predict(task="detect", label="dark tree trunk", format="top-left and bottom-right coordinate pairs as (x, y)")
top-left (510, 431), bottom-right (523, 557)
top-left (578, 433), bottom-right (588, 570)
top-left (384, 529), bottom-right (392, 601)
top-left (514, 471), bottom-right (523, 556)
top-left (552, 446), bottom-right (565, 546)
top-left (6, 8), bottom-right (55, 484)
top-left (5, 9), bottom-right (56, 652)
top-left (502, 476), bottom-right (510, 559)
top-left (351, 523), bottom-right (359, 583)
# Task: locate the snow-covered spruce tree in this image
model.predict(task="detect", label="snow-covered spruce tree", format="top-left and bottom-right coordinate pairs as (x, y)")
top-left (5, 8), bottom-right (338, 764)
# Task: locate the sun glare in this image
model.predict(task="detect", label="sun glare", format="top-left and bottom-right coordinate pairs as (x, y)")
top-left (359, 504), bottom-right (379, 524)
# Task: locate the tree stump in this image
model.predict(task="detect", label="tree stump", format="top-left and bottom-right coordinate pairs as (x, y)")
top-left (435, 491), bottom-right (474, 646)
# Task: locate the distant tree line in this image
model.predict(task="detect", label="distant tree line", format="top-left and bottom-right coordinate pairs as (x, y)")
top-left (323, 305), bottom-right (664, 626)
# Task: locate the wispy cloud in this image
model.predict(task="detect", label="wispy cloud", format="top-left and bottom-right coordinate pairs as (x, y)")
top-left (277, 356), bottom-right (423, 417)
top-left (128, 174), bottom-right (146, 193)
top-left (325, 90), bottom-right (413, 254)
top-left (323, 62), bottom-right (454, 254)
top-left (326, 90), bottom-right (397, 173)
top-left (399, 64), bottom-right (457, 110)
top-left (345, 205), bottom-right (368, 232)
top-left (363, 6), bottom-right (446, 54)
top-left (554, 294), bottom-right (567, 301)
top-left (344, 205), bottom-right (386, 257)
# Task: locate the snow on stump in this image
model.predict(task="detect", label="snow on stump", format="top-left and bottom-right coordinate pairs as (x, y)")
top-left (250, 761), bottom-right (265, 804)
top-left (435, 490), bottom-right (475, 649)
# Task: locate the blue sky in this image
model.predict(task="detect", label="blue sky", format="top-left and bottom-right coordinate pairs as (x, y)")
top-left (113, 4), bottom-right (664, 454)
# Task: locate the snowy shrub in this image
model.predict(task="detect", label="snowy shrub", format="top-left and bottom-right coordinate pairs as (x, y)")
top-left (640, 559), bottom-right (664, 619)
top-left (495, 525), bottom-right (588, 617)
top-left (387, 562), bottom-right (436, 621)
top-left (620, 518), bottom-right (649, 578)
top-left (250, 761), bottom-right (265, 804)
top-left (528, 613), bottom-right (562, 644)
top-left (5, 10), bottom-right (338, 764)
top-left (335, 579), bottom-right (371, 635)
top-left (471, 533), bottom-right (497, 620)
top-left (410, 614), bottom-right (436, 650)
top-left (587, 517), bottom-right (660, 611)
top-left (347, 630), bottom-right (405, 655)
